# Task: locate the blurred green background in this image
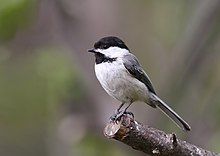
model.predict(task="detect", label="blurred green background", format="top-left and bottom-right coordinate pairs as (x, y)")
top-left (0, 0), bottom-right (220, 155)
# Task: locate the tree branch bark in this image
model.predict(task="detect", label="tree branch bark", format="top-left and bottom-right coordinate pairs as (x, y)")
top-left (104, 115), bottom-right (218, 156)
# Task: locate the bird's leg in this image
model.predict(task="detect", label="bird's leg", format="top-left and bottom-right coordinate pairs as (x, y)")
top-left (110, 103), bottom-right (124, 121)
top-left (123, 103), bottom-right (134, 118)
top-left (110, 102), bottom-right (134, 122)
top-left (116, 103), bottom-right (125, 113)
top-left (124, 102), bottom-right (132, 112)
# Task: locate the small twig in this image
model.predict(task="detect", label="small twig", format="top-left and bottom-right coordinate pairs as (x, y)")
top-left (104, 115), bottom-right (218, 156)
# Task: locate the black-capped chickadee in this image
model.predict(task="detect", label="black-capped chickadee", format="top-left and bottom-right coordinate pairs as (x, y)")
top-left (88, 36), bottom-right (191, 131)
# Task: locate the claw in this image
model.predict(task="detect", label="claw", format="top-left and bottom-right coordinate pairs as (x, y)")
top-left (123, 111), bottom-right (134, 119)
top-left (109, 110), bottom-right (135, 123)
top-left (109, 113), bottom-right (117, 121)
top-left (110, 111), bottom-right (123, 122)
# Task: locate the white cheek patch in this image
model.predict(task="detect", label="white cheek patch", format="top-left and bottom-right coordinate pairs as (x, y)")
top-left (97, 47), bottom-right (129, 58)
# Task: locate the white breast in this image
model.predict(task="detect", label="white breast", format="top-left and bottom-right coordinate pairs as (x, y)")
top-left (95, 59), bottom-right (149, 103)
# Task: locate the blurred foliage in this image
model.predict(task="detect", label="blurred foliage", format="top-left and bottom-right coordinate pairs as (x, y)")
top-left (0, 0), bottom-right (36, 40)
top-left (0, 47), bottom-right (84, 156)
top-left (149, 1), bottom-right (191, 47)
top-left (75, 134), bottom-right (125, 156)
top-left (35, 47), bottom-right (85, 103)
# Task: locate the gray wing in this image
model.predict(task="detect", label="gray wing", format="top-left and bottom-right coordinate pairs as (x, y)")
top-left (123, 53), bottom-right (156, 95)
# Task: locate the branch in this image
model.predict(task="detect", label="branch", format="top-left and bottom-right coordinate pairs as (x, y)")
top-left (104, 115), bottom-right (218, 156)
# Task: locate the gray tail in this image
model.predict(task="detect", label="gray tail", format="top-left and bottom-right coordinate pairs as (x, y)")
top-left (150, 93), bottom-right (191, 131)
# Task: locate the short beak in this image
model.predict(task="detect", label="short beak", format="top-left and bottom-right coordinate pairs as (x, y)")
top-left (88, 49), bottom-right (97, 53)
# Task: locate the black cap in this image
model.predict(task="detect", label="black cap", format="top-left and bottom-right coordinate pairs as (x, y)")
top-left (93, 36), bottom-right (129, 50)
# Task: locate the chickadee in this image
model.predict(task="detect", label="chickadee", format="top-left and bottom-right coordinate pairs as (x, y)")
top-left (88, 36), bottom-right (191, 131)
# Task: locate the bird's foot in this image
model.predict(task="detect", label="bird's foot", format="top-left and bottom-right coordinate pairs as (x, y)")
top-left (109, 111), bottom-right (124, 122)
top-left (110, 111), bottom-right (134, 123)
top-left (123, 111), bottom-right (134, 118)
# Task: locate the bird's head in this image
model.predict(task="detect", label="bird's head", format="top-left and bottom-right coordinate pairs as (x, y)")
top-left (88, 36), bottom-right (130, 59)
